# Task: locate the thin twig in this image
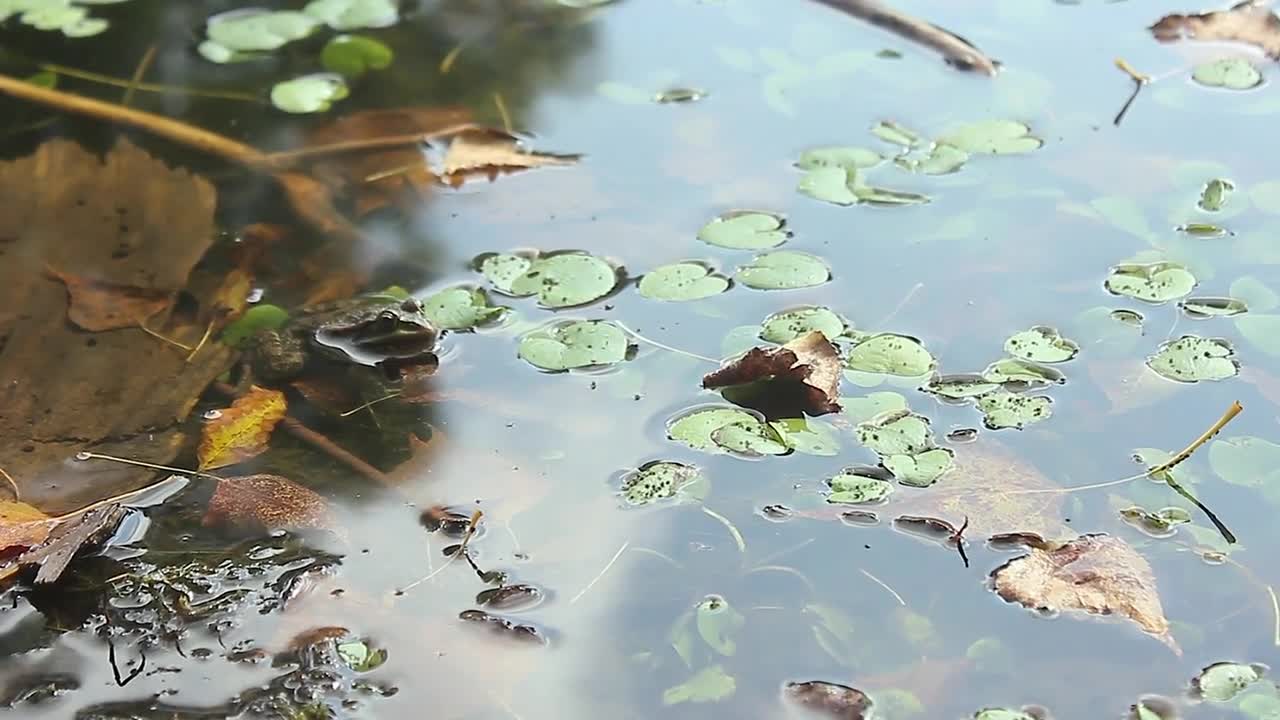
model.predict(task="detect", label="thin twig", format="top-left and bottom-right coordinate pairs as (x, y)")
top-left (570, 540), bottom-right (629, 604)
top-left (812, 0), bottom-right (999, 74)
top-left (874, 281), bottom-right (923, 329)
top-left (121, 46), bottom-right (156, 107)
top-left (1113, 58), bottom-right (1150, 127)
top-left (860, 568), bottom-right (906, 606)
top-left (493, 92), bottom-right (513, 135)
top-left (184, 318), bottom-right (214, 363)
top-left (264, 125), bottom-right (479, 165)
top-left (950, 515), bottom-right (970, 568)
top-left (107, 636), bottom-right (146, 687)
top-left (137, 320), bottom-right (193, 351)
top-left (1268, 585), bottom-right (1280, 647)
top-left (439, 41), bottom-right (468, 74)
top-left (397, 510), bottom-right (483, 593)
top-left (339, 391), bottom-right (402, 417)
top-left (37, 62), bottom-right (263, 103)
top-left (0, 465), bottom-right (19, 502)
top-left (701, 506), bottom-right (746, 553)
top-left (74, 451), bottom-right (221, 482)
top-left (613, 322), bottom-right (718, 364)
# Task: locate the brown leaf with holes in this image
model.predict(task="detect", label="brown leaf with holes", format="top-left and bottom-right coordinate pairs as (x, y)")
top-left (1151, 0), bottom-right (1280, 59)
top-left (439, 129), bottom-right (580, 186)
top-left (45, 266), bottom-right (174, 331)
top-left (202, 474), bottom-right (335, 531)
top-left (702, 331), bottom-right (841, 415)
top-left (197, 386), bottom-right (287, 471)
top-left (990, 533), bottom-right (1178, 654)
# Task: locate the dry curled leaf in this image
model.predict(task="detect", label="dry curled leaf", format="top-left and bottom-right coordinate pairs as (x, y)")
top-left (45, 266), bottom-right (174, 331)
top-left (438, 129), bottom-right (580, 186)
top-left (202, 474), bottom-right (335, 531)
top-left (1151, 0), bottom-right (1280, 59)
top-left (990, 533), bottom-right (1178, 653)
top-left (197, 386), bottom-right (287, 471)
top-left (702, 331), bottom-right (842, 415)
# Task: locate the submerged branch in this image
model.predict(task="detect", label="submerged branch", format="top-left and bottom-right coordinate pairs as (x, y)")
top-left (811, 0), bottom-right (999, 75)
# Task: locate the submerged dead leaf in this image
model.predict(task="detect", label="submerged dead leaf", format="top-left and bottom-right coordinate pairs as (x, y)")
top-left (439, 129), bottom-right (580, 186)
top-left (202, 474), bottom-right (335, 531)
top-left (991, 533), bottom-right (1177, 653)
top-left (18, 504), bottom-right (124, 584)
top-left (197, 386), bottom-right (287, 471)
top-left (45, 266), bottom-right (174, 331)
top-left (702, 331), bottom-right (842, 416)
top-left (782, 680), bottom-right (872, 719)
top-left (1151, 1), bottom-right (1280, 59)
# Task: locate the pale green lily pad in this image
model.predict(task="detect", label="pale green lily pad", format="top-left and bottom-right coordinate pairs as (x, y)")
top-left (663, 664), bottom-right (736, 706)
top-left (856, 409), bottom-right (934, 456)
top-left (1199, 179), bottom-right (1235, 212)
top-left (517, 320), bottom-right (631, 371)
top-left (827, 470), bottom-right (893, 504)
top-left (321, 34), bottom-right (394, 77)
top-left (303, 0), bottom-right (398, 29)
top-left (1192, 59), bottom-right (1262, 90)
top-left (336, 639), bottom-right (387, 672)
top-left (697, 211), bottom-right (789, 250)
top-left (421, 287), bottom-right (504, 330)
top-left (852, 184), bottom-right (931, 206)
top-left (1147, 335), bottom-right (1239, 383)
top-left (798, 166), bottom-right (859, 206)
top-left (884, 448), bottom-right (954, 487)
top-left (871, 120), bottom-right (922, 148)
top-left (795, 146), bottom-right (882, 170)
top-left (1230, 276), bottom-right (1278, 312)
top-left (981, 358), bottom-right (1064, 387)
top-left (845, 333), bottom-right (935, 376)
top-left (760, 306), bottom-right (846, 344)
top-left (479, 253), bottom-right (533, 293)
top-left (923, 374), bottom-right (999, 400)
top-left (696, 595), bottom-right (744, 656)
top-left (842, 391), bottom-right (908, 424)
top-left (896, 143), bottom-right (969, 175)
top-left (974, 710), bottom-right (1037, 720)
top-left (1195, 662), bottom-right (1265, 702)
top-left (736, 251), bottom-right (830, 290)
top-left (711, 420), bottom-right (790, 456)
top-left (1209, 436), bottom-right (1280, 488)
top-left (1004, 326), bottom-right (1080, 363)
top-left (205, 9), bottom-right (320, 53)
top-left (1105, 262), bottom-right (1197, 304)
top-left (638, 262), bottom-right (729, 301)
top-left (620, 461), bottom-right (707, 506)
top-left (1236, 314), bottom-right (1280, 356)
top-left (977, 391), bottom-right (1053, 430)
top-left (270, 73), bottom-right (349, 114)
top-left (1180, 296), bottom-right (1247, 318)
top-left (668, 407), bottom-right (768, 454)
top-left (940, 120), bottom-right (1043, 155)
top-left (772, 418), bottom-right (841, 456)
top-left (493, 251), bottom-right (619, 308)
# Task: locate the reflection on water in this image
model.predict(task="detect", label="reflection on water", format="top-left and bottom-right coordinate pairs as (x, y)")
top-left (3, 0), bottom-right (1280, 718)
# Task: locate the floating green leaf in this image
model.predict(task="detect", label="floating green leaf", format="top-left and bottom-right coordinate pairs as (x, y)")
top-left (1146, 335), bottom-right (1239, 383)
top-left (517, 320), bottom-right (630, 371)
top-left (202, 9), bottom-right (320, 60)
top-left (760, 306), bottom-right (846, 344)
top-left (1192, 59), bottom-right (1262, 90)
top-left (1176, 222), bottom-right (1230, 238)
top-left (1209, 436), bottom-right (1280, 488)
top-left (696, 595), bottom-right (744, 656)
top-left (940, 120), bottom-right (1043, 155)
top-left (668, 407), bottom-right (766, 453)
top-left (896, 143), bottom-right (969, 175)
top-left (884, 448), bottom-right (954, 487)
top-left (487, 251), bottom-right (619, 308)
top-left (1195, 662), bottom-right (1265, 702)
top-left (871, 120), bottom-right (922, 148)
top-left (220, 304), bottom-right (289, 348)
top-left (620, 461), bottom-right (708, 506)
top-left (795, 146), bottom-right (882, 171)
top-left (663, 665), bottom-right (736, 706)
top-left (478, 253), bottom-right (533, 293)
top-left (977, 391), bottom-right (1053, 430)
top-left (638, 262), bottom-right (729, 301)
top-left (845, 333), bottom-right (935, 376)
top-left (303, 0), bottom-right (398, 29)
top-left (827, 470), bottom-right (894, 504)
top-left (736, 251), bottom-right (830, 290)
top-left (981, 358), bottom-right (1065, 386)
top-left (336, 639), bottom-right (388, 672)
top-left (856, 409), bottom-right (934, 456)
top-left (1004, 326), bottom-right (1079, 363)
top-left (852, 184), bottom-right (931, 206)
top-left (1104, 262), bottom-right (1197, 304)
top-left (974, 710), bottom-right (1037, 720)
top-left (923, 374), bottom-right (999, 400)
top-left (697, 211), bottom-right (789, 250)
top-left (1199, 179), bottom-right (1235, 212)
top-left (842, 391), bottom-right (908, 424)
top-left (270, 73), bottom-right (349, 114)
top-left (321, 34), bottom-right (394, 78)
top-left (421, 287), bottom-right (503, 330)
top-left (773, 418), bottom-right (841, 456)
top-left (1180, 296), bottom-right (1247, 318)
top-left (1112, 309), bottom-right (1145, 327)
top-left (710, 421), bottom-right (789, 456)
top-left (654, 87), bottom-right (707, 103)
top-left (798, 166), bottom-right (859, 206)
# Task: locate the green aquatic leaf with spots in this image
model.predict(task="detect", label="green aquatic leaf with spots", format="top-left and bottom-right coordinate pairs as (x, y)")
top-left (1180, 296), bottom-right (1247, 318)
top-left (1004, 326), bottom-right (1079, 363)
top-left (711, 420), bottom-right (789, 456)
top-left (620, 461), bottom-right (708, 506)
top-left (895, 142), bottom-right (969, 175)
top-left (923, 374), bottom-right (1000, 400)
top-left (845, 333), bottom-right (935, 376)
top-left (697, 211), bottom-right (790, 250)
top-left (884, 447), bottom-right (954, 487)
top-left (1, 1), bottom-right (116, 37)
top-left (478, 253), bottom-right (533, 293)
top-left (736, 251), bottom-right (830, 290)
top-left (827, 470), bottom-right (893, 504)
top-left (1195, 662), bottom-right (1266, 702)
top-left (974, 710), bottom-right (1038, 720)
top-left (421, 287), bottom-right (504, 330)
top-left (1199, 178), bottom-right (1235, 212)
top-left (852, 184), bottom-right (931, 206)
top-left (517, 320), bottom-right (631, 371)
top-left (480, 251), bottom-right (619, 308)
top-left (798, 165), bottom-right (859, 206)
top-left (668, 407), bottom-right (767, 454)
top-left (1119, 506), bottom-right (1192, 536)
top-left (977, 391), bottom-right (1052, 430)
top-left (638, 262), bottom-right (729, 301)
top-left (303, 0), bottom-right (398, 29)
top-left (1105, 262), bottom-right (1197, 304)
top-left (321, 34), bottom-right (394, 77)
top-left (201, 9), bottom-right (321, 62)
top-left (855, 409), bottom-right (935, 456)
top-left (981, 358), bottom-right (1065, 386)
top-left (870, 120), bottom-right (922, 148)
top-left (940, 120), bottom-right (1043, 155)
top-left (772, 417), bottom-right (841, 456)
top-left (760, 306), bottom-right (846, 344)
top-left (270, 73), bottom-right (349, 114)
top-left (796, 146), bottom-right (882, 171)
top-left (336, 639), bottom-right (388, 672)
top-left (1192, 59), bottom-right (1262, 90)
top-left (1147, 335), bottom-right (1239, 383)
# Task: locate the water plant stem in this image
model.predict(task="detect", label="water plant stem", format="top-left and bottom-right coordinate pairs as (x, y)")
top-left (397, 509), bottom-right (483, 593)
top-left (570, 540), bottom-right (629, 604)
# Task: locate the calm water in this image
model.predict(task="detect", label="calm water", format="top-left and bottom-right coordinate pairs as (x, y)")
top-left (2, 1), bottom-right (1280, 718)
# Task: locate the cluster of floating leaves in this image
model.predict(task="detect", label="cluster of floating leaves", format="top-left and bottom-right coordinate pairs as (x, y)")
top-left (854, 409), bottom-right (953, 487)
top-left (0, 0), bottom-right (131, 38)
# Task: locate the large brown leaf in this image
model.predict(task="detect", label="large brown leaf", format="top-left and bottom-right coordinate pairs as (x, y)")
top-left (1151, 1), bottom-right (1280, 59)
top-left (702, 331), bottom-right (842, 416)
top-left (45, 266), bottom-right (174, 331)
top-left (202, 474), bottom-right (335, 532)
top-left (990, 533), bottom-right (1178, 653)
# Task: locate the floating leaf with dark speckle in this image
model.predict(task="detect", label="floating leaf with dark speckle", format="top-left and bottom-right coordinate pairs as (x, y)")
top-left (1192, 58), bottom-right (1262, 90)
top-left (1194, 662), bottom-right (1266, 701)
top-left (940, 120), bottom-right (1043, 154)
top-left (696, 595), bottom-right (744, 656)
top-left (978, 391), bottom-right (1053, 430)
top-left (845, 333), bottom-right (935, 376)
top-left (698, 211), bottom-right (789, 250)
top-left (827, 470), bottom-right (894, 504)
top-left (760, 306), bottom-right (846, 343)
top-left (1198, 179), bottom-right (1234, 212)
top-left (1176, 222), bottom-right (1231, 238)
top-left (1004, 326), bottom-right (1079, 363)
top-left (736, 251), bottom-right (830, 290)
top-left (620, 461), bottom-right (708, 506)
top-left (517, 320), bottom-right (631, 371)
top-left (1105, 262), bottom-right (1197, 304)
top-left (1146, 335), bottom-right (1239, 383)
top-left (1180, 296), bottom-right (1247, 318)
top-left (638, 262), bottom-right (729, 301)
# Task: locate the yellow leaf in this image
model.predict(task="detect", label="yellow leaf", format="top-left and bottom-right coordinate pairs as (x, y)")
top-left (197, 386), bottom-right (287, 471)
top-left (0, 501), bottom-right (54, 554)
top-left (0, 501), bottom-right (48, 524)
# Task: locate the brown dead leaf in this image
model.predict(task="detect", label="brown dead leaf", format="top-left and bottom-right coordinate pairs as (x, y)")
top-left (702, 331), bottom-right (842, 416)
top-left (202, 474), bottom-right (335, 531)
top-left (45, 265), bottom-right (174, 331)
top-left (990, 533), bottom-right (1178, 653)
top-left (782, 681), bottom-right (872, 719)
top-left (197, 386), bottom-right (287, 471)
top-left (1151, 1), bottom-right (1280, 58)
top-left (439, 129), bottom-right (580, 186)
top-left (0, 501), bottom-right (56, 557)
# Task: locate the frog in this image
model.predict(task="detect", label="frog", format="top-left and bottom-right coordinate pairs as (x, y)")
top-left (250, 294), bottom-right (438, 384)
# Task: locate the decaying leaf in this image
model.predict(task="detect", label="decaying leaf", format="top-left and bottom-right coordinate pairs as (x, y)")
top-left (782, 680), bottom-right (872, 719)
top-left (702, 331), bottom-right (842, 416)
top-left (990, 533), bottom-right (1177, 653)
top-left (17, 504), bottom-right (125, 584)
top-left (45, 266), bottom-right (175, 331)
top-left (197, 386), bottom-right (288, 471)
top-left (0, 502), bottom-right (56, 559)
top-left (202, 474), bottom-right (335, 531)
top-left (439, 129), bottom-right (579, 186)
top-left (1151, 1), bottom-right (1280, 60)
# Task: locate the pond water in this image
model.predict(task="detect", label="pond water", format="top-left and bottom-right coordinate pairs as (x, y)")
top-left (3, 1), bottom-right (1280, 718)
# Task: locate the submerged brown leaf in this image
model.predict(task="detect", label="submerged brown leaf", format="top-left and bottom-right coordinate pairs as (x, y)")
top-left (1151, 0), bottom-right (1280, 59)
top-left (46, 266), bottom-right (174, 331)
top-left (782, 680), bottom-right (872, 719)
top-left (991, 533), bottom-right (1178, 653)
top-left (197, 386), bottom-right (287, 471)
top-left (439, 129), bottom-right (580, 186)
top-left (202, 474), bottom-right (335, 532)
top-left (702, 331), bottom-right (842, 416)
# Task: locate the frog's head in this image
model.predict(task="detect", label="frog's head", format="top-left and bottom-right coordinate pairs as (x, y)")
top-left (315, 298), bottom-right (438, 368)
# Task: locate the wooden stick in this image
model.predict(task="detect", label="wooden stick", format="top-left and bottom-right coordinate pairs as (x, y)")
top-left (811, 0), bottom-right (999, 75)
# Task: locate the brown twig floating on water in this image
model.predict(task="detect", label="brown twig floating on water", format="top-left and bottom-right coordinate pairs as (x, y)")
top-left (811, 0), bottom-right (999, 75)
top-left (1113, 57), bottom-right (1151, 126)
top-left (950, 516), bottom-right (971, 568)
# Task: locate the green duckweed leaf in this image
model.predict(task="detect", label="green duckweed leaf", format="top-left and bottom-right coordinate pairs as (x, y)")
top-left (663, 664), bottom-right (736, 706)
top-left (336, 639), bottom-right (388, 672)
top-left (940, 120), bottom-right (1043, 155)
top-left (321, 34), bottom-right (394, 78)
top-left (981, 358), bottom-right (1065, 386)
top-left (479, 253), bottom-right (533, 293)
top-left (517, 320), bottom-right (631, 371)
top-left (773, 417), bottom-right (841, 456)
top-left (795, 146), bottom-right (882, 170)
top-left (827, 470), bottom-right (894, 504)
top-left (270, 73), bottom-right (349, 114)
top-left (856, 409), bottom-right (934, 456)
top-left (760, 306), bottom-right (846, 344)
top-left (845, 333), bottom-right (935, 376)
top-left (711, 420), bottom-right (790, 456)
top-left (1180, 296), bottom-right (1247, 318)
top-left (1146, 335), bottom-right (1239, 383)
top-left (1196, 662), bottom-right (1265, 702)
top-left (895, 142), bottom-right (969, 175)
top-left (421, 287), bottom-right (504, 330)
top-left (696, 595), bottom-right (744, 656)
top-left (842, 391), bottom-right (908, 425)
top-left (697, 211), bottom-right (789, 250)
top-left (736, 251), bottom-right (830, 290)
top-left (1105, 262), bottom-right (1197, 304)
top-left (1229, 277), bottom-right (1278, 312)
top-left (977, 391), bottom-right (1053, 430)
top-left (668, 407), bottom-right (766, 453)
top-left (798, 166), bottom-right (859, 206)
top-left (1236, 314), bottom-right (1280, 356)
top-left (506, 252), bottom-right (620, 308)
top-left (220, 304), bottom-right (289, 348)
top-left (1192, 59), bottom-right (1262, 90)
top-left (1199, 179), bottom-right (1235, 212)
top-left (1004, 326), bottom-right (1080, 363)
top-left (620, 461), bottom-right (708, 506)
top-left (303, 0), bottom-right (398, 30)
top-left (871, 120), bottom-right (922, 148)
top-left (205, 9), bottom-right (320, 53)
top-left (975, 710), bottom-right (1037, 720)
top-left (638, 262), bottom-right (729, 301)
top-left (885, 447), bottom-right (954, 487)
top-left (923, 374), bottom-right (999, 400)
top-left (1209, 436), bottom-right (1280, 488)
